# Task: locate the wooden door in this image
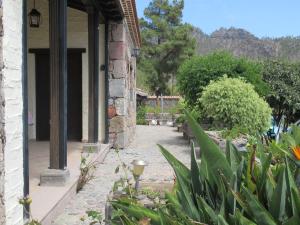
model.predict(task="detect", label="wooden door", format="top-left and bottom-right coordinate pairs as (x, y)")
top-left (36, 54), bottom-right (50, 140)
top-left (35, 51), bottom-right (82, 141)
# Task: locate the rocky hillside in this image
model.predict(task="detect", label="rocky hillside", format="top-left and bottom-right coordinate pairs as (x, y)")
top-left (192, 27), bottom-right (300, 61)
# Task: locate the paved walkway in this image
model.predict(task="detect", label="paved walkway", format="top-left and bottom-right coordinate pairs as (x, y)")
top-left (53, 125), bottom-right (190, 225)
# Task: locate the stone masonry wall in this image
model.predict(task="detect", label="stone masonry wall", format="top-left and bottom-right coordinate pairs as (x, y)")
top-left (0, 1), bottom-right (5, 224)
top-left (108, 21), bottom-right (136, 148)
top-left (2, 0), bottom-right (24, 224)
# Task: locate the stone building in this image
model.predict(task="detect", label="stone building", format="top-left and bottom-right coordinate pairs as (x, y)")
top-left (0, 0), bottom-right (140, 224)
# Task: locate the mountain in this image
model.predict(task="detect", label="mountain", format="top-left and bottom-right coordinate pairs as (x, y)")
top-left (192, 27), bottom-right (300, 61)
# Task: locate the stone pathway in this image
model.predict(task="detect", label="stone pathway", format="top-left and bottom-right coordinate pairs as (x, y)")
top-left (53, 125), bottom-right (190, 225)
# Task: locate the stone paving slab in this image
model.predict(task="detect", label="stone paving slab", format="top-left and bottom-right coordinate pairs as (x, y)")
top-left (52, 125), bottom-right (190, 225)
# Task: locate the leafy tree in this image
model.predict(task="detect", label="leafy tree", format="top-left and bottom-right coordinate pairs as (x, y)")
top-left (177, 51), bottom-right (269, 106)
top-left (262, 60), bottom-right (300, 130)
top-left (138, 0), bottom-right (195, 95)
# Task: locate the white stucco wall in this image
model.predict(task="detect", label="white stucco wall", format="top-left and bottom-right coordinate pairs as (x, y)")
top-left (2, 0), bottom-right (24, 224)
top-left (27, 0), bottom-right (106, 142)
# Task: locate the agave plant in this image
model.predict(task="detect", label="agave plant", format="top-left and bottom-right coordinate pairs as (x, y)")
top-left (111, 111), bottom-right (300, 225)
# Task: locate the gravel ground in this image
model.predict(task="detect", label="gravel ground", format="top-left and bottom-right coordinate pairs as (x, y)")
top-left (53, 125), bottom-right (190, 225)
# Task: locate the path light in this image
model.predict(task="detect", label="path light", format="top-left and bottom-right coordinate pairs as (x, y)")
top-left (29, 0), bottom-right (41, 28)
top-left (131, 160), bottom-right (147, 190)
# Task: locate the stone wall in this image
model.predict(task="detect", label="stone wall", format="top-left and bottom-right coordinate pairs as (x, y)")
top-left (2, 0), bottom-right (24, 224)
top-left (0, 1), bottom-right (5, 224)
top-left (108, 21), bottom-right (136, 148)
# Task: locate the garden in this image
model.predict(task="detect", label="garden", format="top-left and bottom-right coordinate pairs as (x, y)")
top-left (99, 0), bottom-right (300, 223)
top-left (107, 51), bottom-right (300, 224)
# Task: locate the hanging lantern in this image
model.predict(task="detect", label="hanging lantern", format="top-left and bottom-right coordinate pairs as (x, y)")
top-left (29, 0), bottom-right (41, 28)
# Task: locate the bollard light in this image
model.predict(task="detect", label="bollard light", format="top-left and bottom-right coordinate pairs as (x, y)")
top-left (131, 160), bottom-right (147, 190)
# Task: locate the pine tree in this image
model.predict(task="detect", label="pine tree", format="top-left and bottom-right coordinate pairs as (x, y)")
top-left (139, 0), bottom-right (195, 95)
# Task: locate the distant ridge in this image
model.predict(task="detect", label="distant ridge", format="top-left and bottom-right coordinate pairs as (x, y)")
top-left (192, 27), bottom-right (300, 61)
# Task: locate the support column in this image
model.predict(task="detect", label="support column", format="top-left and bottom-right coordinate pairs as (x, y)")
top-left (104, 21), bottom-right (109, 144)
top-left (49, 0), bottom-right (67, 169)
top-left (87, 6), bottom-right (100, 144)
top-left (40, 0), bottom-right (69, 186)
top-left (22, 0), bottom-right (29, 217)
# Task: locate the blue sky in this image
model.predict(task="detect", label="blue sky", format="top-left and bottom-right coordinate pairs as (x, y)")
top-left (136, 0), bottom-right (300, 38)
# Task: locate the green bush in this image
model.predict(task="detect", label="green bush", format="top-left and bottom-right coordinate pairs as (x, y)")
top-left (177, 51), bottom-right (269, 106)
top-left (168, 99), bottom-right (185, 115)
top-left (144, 105), bottom-right (161, 115)
top-left (174, 114), bottom-right (185, 124)
top-left (199, 76), bottom-right (272, 134)
top-left (136, 106), bottom-right (147, 125)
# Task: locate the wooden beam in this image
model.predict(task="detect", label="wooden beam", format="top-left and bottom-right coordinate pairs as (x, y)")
top-left (104, 21), bottom-right (109, 144)
top-left (29, 48), bottom-right (86, 54)
top-left (49, 0), bottom-right (67, 169)
top-left (67, 0), bottom-right (86, 12)
top-left (87, 6), bottom-right (100, 143)
top-left (22, 0), bottom-right (30, 218)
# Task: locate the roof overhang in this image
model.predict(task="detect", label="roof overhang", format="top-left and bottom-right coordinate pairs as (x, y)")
top-left (68, 0), bottom-right (124, 21)
top-left (121, 0), bottom-right (141, 48)
top-left (67, 0), bottom-right (141, 47)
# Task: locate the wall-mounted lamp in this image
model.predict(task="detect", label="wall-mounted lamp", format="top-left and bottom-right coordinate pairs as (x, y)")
top-left (29, 0), bottom-right (41, 28)
top-left (131, 160), bottom-right (147, 190)
top-left (132, 48), bottom-right (140, 58)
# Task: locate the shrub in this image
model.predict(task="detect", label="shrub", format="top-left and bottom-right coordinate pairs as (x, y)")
top-left (177, 51), bottom-right (269, 106)
top-left (168, 99), bottom-right (185, 115)
top-left (174, 114), bottom-right (185, 124)
top-left (144, 105), bottom-right (161, 115)
top-left (199, 76), bottom-right (272, 134)
top-left (136, 106), bottom-right (147, 125)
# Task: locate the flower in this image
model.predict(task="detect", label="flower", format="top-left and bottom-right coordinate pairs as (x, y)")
top-left (292, 146), bottom-right (300, 160)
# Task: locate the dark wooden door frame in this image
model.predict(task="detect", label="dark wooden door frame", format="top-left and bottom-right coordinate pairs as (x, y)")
top-left (29, 48), bottom-right (86, 54)
top-left (32, 49), bottom-right (85, 142)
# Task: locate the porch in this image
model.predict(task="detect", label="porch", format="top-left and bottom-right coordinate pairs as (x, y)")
top-left (29, 141), bottom-right (110, 223)
top-left (25, 0), bottom-right (122, 223)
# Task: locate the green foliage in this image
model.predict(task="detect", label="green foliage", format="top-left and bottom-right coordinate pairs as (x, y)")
top-left (177, 51), bottom-right (269, 106)
top-left (111, 111), bottom-right (300, 225)
top-left (77, 153), bottom-right (98, 192)
top-left (136, 68), bottom-right (150, 92)
top-left (168, 100), bottom-right (185, 115)
top-left (138, 0), bottom-right (195, 95)
top-left (269, 125), bottom-right (300, 167)
top-left (262, 60), bottom-right (300, 130)
top-left (199, 77), bottom-right (272, 134)
top-left (175, 114), bottom-right (185, 124)
top-left (82, 211), bottom-right (103, 225)
top-left (143, 100), bottom-right (184, 116)
top-left (144, 105), bottom-right (161, 115)
top-left (136, 105), bottom-right (147, 125)
top-left (19, 196), bottom-right (42, 225)
top-left (221, 126), bottom-right (249, 139)
top-left (140, 188), bottom-right (161, 200)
